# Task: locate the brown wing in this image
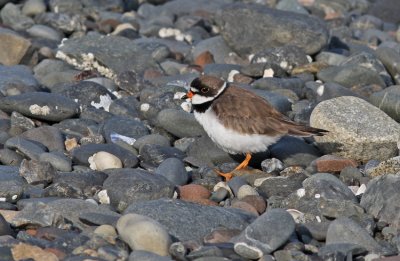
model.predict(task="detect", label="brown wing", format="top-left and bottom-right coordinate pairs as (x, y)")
top-left (212, 86), bottom-right (327, 136)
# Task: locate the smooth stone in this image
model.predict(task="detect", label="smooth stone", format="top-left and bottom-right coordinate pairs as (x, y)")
top-left (5, 137), bottom-right (47, 161)
top-left (317, 65), bottom-right (386, 88)
top-left (339, 166), bottom-right (363, 186)
top-left (39, 152), bottom-right (72, 172)
top-left (260, 158), bottom-right (284, 173)
top-left (22, 0), bottom-right (46, 16)
top-left (326, 217), bottom-right (386, 254)
top-left (0, 29), bottom-right (31, 66)
top-left (129, 250), bottom-right (173, 261)
top-left (297, 221), bottom-right (330, 241)
top-left (35, 12), bottom-right (85, 34)
top-left (11, 198), bottom-right (120, 231)
top-left (0, 92), bottom-right (80, 122)
top-left (0, 166), bottom-right (25, 203)
top-left (0, 214), bottom-right (13, 236)
top-left (44, 171), bottom-right (107, 199)
top-left (360, 174), bottom-right (400, 229)
top-left (186, 135), bottom-right (236, 166)
top-left (102, 116), bottom-right (149, 144)
top-left (155, 158), bottom-right (189, 186)
top-left (71, 143), bottom-right (138, 168)
top-left (33, 59), bottom-right (77, 87)
top-left (0, 65), bottom-right (38, 93)
top-left (369, 85), bottom-right (400, 122)
top-left (94, 224), bottom-right (117, 238)
top-left (19, 159), bottom-right (56, 185)
top-left (109, 96), bottom-right (140, 119)
top-left (0, 3), bottom-right (34, 31)
top-left (139, 144), bottom-right (185, 168)
top-left (192, 36), bottom-right (234, 64)
top-left (367, 0), bottom-right (400, 24)
top-left (54, 81), bottom-right (116, 110)
top-left (376, 47), bottom-right (400, 85)
top-left (303, 173), bottom-right (358, 202)
top-left (237, 185), bottom-right (259, 200)
top-left (20, 126), bottom-right (65, 152)
top-left (0, 149), bottom-right (24, 166)
top-left (133, 134), bottom-right (170, 151)
top-left (103, 168), bottom-right (175, 212)
top-left (310, 96), bottom-right (400, 162)
top-left (56, 34), bottom-right (163, 77)
top-left (89, 151), bottom-right (123, 171)
top-left (79, 211), bottom-right (120, 227)
top-left (276, 0), bottom-right (309, 14)
top-left (315, 51), bottom-right (348, 66)
top-left (269, 136), bottom-right (321, 167)
top-left (117, 214), bottom-right (172, 256)
top-left (232, 209), bottom-right (295, 258)
top-left (257, 173), bottom-right (307, 198)
top-left (156, 109), bottom-right (204, 138)
top-left (124, 198), bottom-right (256, 242)
top-left (251, 77), bottom-right (305, 99)
top-left (305, 81), bottom-right (361, 103)
top-left (26, 24), bottom-right (62, 42)
top-left (216, 3), bottom-right (328, 55)
top-left (317, 198), bottom-right (365, 219)
top-left (341, 52), bottom-right (393, 87)
top-left (318, 243), bottom-right (367, 260)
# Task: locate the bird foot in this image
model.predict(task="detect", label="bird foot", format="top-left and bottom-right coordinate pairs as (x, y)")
top-left (214, 169), bottom-right (233, 181)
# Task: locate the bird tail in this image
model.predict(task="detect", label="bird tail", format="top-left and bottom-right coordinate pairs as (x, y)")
top-left (287, 124), bottom-right (328, 137)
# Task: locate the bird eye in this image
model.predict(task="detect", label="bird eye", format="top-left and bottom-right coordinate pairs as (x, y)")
top-left (201, 87), bottom-right (209, 93)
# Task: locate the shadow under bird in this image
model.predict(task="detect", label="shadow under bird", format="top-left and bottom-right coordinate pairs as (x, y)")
top-left (182, 75), bottom-right (328, 181)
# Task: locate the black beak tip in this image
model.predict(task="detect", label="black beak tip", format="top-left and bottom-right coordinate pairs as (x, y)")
top-left (181, 94), bottom-right (188, 100)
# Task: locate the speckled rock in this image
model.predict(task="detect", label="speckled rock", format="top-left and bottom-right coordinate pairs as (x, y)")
top-left (310, 96), bottom-right (400, 162)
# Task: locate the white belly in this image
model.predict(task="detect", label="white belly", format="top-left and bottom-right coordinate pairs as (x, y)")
top-left (194, 107), bottom-right (280, 154)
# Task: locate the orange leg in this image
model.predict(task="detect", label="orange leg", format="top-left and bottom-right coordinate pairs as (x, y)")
top-left (215, 153), bottom-right (252, 181)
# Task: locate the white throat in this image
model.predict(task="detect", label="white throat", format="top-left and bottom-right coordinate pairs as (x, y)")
top-left (191, 82), bottom-right (227, 105)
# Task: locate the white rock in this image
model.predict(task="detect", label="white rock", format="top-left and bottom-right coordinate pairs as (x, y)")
top-left (237, 185), bottom-right (259, 200)
top-left (88, 151), bottom-right (122, 171)
top-left (116, 213), bottom-right (172, 256)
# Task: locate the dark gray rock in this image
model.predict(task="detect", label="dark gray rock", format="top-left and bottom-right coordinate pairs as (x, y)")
top-left (369, 85), bottom-right (400, 122)
top-left (0, 214), bottom-right (13, 236)
top-left (103, 168), bottom-right (175, 212)
top-left (317, 65), bottom-right (386, 88)
top-left (341, 52), bottom-right (393, 87)
top-left (216, 3), bottom-right (328, 56)
top-left (303, 173), bottom-right (358, 202)
top-left (269, 136), bottom-right (321, 167)
top-left (11, 198), bottom-right (120, 231)
top-left (129, 250), bottom-right (173, 261)
top-left (54, 81), bottom-right (116, 109)
top-left (156, 109), bottom-right (204, 138)
top-left (139, 144), bottom-right (185, 168)
top-left (318, 243), bottom-right (367, 260)
top-left (0, 148), bottom-right (24, 166)
top-left (326, 217), bottom-right (386, 254)
top-left (115, 71), bottom-right (148, 95)
top-left (57, 34), bottom-right (163, 77)
top-left (35, 12), bottom-right (85, 34)
top-left (339, 166), bottom-right (363, 186)
top-left (53, 118), bottom-right (98, 138)
top-left (251, 45), bottom-right (309, 73)
top-left (19, 159), bottom-right (56, 185)
top-left (133, 134), bottom-right (170, 151)
top-left (305, 81), bottom-right (361, 103)
top-left (20, 126), bottom-right (65, 152)
top-left (273, 250), bottom-right (309, 261)
top-left (360, 174), bottom-right (400, 229)
top-left (186, 135), bottom-right (233, 167)
top-left (109, 96), bottom-right (141, 119)
top-left (203, 64), bottom-right (242, 80)
top-left (155, 158), bottom-right (189, 186)
top-left (0, 92), bottom-right (80, 122)
top-left (367, 0), bottom-right (400, 24)
top-left (0, 65), bottom-right (39, 94)
top-left (79, 211), bottom-right (120, 226)
top-left (124, 198), bottom-right (256, 242)
top-left (252, 77), bottom-right (305, 98)
top-left (257, 173), bottom-right (307, 198)
top-left (0, 3), bottom-right (34, 31)
top-left (102, 116), bottom-right (149, 144)
top-left (317, 198), bottom-right (365, 219)
top-left (192, 36), bottom-right (234, 64)
top-left (44, 171), bottom-right (107, 199)
top-left (71, 143), bottom-right (139, 168)
top-left (0, 166), bottom-right (25, 203)
top-left (9, 112), bottom-right (35, 136)
top-left (297, 221), bottom-right (330, 241)
top-left (5, 137), bottom-right (47, 160)
top-left (376, 47), bottom-right (400, 85)
top-left (39, 152), bottom-right (72, 172)
top-left (232, 209), bottom-right (295, 259)
top-left (276, 0), bottom-right (309, 14)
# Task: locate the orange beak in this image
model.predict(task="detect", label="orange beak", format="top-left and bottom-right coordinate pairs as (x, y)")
top-left (182, 91), bottom-right (194, 100)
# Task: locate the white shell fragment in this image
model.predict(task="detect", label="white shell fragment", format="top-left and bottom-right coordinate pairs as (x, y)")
top-left (88, 151), bottom-right (123, 171)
